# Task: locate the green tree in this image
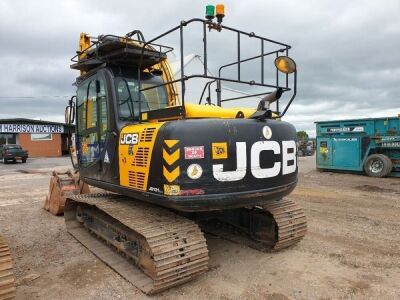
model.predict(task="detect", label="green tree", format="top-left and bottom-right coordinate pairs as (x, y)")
top-left (297, 130), bottom-right (309, 140)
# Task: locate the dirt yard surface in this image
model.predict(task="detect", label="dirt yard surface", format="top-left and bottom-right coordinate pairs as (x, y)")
top-left (1, 156), bottom-right (399, 299)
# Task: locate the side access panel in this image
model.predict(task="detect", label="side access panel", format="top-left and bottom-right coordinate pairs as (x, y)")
top-left (331, 137), bottom-right (362, 171)
top-left (317, 137), bottom-right (363, 171)
top-left (316, 138), bottom-right (332, 168)
top-left (119, 123), bottom-right (164, 191)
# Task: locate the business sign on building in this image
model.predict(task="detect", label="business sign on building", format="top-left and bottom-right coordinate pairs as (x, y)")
top-left (0, 124), bottom-right (64, 134)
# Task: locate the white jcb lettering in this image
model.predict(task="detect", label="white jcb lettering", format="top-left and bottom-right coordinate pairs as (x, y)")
top-left (213, 142), bottom-right (247, 181)
top-left (282, 140), bottom-right (296, 175)
top-left (212, 140), bottom-right (297, 182)
top-left (120, 133), bottom-right (139, 145)
top-left (251, 141), bottom-right (281, 178)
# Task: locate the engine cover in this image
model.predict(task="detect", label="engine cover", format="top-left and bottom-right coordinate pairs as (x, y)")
top-left (118, 118), bottom-right (297, 211)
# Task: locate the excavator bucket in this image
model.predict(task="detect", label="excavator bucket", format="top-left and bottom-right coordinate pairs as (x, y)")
top-left (44, 170), bottom-right (89, 215)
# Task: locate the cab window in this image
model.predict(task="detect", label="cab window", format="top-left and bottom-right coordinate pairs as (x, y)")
top-left (115, 73), bottom-right (168, 120)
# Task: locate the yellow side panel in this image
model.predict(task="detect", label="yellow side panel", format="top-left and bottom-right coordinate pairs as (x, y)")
top-left (184, 103), bottom-right (279, 119)
top-left (184, 103), bottom-right (256, 119)
top-left (119, 123), bottom-right (164, 191)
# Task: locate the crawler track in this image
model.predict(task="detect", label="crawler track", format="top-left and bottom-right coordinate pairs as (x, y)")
top-left (199, 199), bottom-right (307, 252)
top-left (65, 193), bottom-right (209, 294)
top-left (0, 236), bottom-right (15, 300)
top-left (261, 199), bottom-right (307, 251)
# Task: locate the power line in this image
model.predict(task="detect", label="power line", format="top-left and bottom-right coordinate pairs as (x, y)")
top-left (0, 96), bottom-right (71, 100)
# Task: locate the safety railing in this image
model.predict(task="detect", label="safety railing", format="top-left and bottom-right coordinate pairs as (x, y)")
top-left (136, 18), bottom-right (297, 119)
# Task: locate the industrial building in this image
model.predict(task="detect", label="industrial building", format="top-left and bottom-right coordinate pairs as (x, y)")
top-left (0, 118), bottom-right (74, 157)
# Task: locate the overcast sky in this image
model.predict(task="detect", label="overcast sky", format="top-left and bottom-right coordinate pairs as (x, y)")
top-left (0, 0), bottom-right (399, 136)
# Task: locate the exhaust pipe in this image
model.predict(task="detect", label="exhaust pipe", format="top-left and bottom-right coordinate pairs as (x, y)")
top-left (256, 88), bottom-right (283, 111)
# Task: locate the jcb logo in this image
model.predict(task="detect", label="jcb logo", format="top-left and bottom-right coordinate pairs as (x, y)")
top-left (120, 133), bottom-right (139, 145)
top-left (212, 142), bottom-right (228, 159)
top-left (213, 140), bottom-right (296, 182)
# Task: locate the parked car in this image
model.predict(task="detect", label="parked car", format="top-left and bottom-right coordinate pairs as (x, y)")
top-left (0, 144), bottom-right (28, 163)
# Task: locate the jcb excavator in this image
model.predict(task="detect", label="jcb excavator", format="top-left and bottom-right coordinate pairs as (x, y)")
top-left (50, 5), bottom-right (306, 294)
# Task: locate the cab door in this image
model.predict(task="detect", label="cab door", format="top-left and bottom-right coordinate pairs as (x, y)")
top-left (316, 138), bottom-right (332, 167)
top-left (76, 73), bottom-right (115, 181)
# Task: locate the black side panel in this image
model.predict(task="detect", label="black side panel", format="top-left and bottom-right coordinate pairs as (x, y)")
top-left (148, 118), bottom-right (297, 195)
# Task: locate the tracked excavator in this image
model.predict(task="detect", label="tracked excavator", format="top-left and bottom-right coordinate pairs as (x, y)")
top-left (49, 5), bottom-right (306, 294)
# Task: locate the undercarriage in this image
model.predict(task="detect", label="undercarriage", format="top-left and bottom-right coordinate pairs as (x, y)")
top-left (65, 193), bottom-right (306, 294)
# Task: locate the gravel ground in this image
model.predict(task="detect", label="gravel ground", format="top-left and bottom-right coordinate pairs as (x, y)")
top-left (0, 156), bottom-right (399, 299)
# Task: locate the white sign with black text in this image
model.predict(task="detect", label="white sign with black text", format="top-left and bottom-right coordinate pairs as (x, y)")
top-left (0, 124), bottom-right (64, 134)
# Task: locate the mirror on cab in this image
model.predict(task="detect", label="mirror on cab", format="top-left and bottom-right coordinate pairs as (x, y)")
top-left (65, 96), bottom-right (76, 124)
top-left (274, 56), bottom-right (296, 74)
top-left (64, 106), bottom-right (71, 124)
